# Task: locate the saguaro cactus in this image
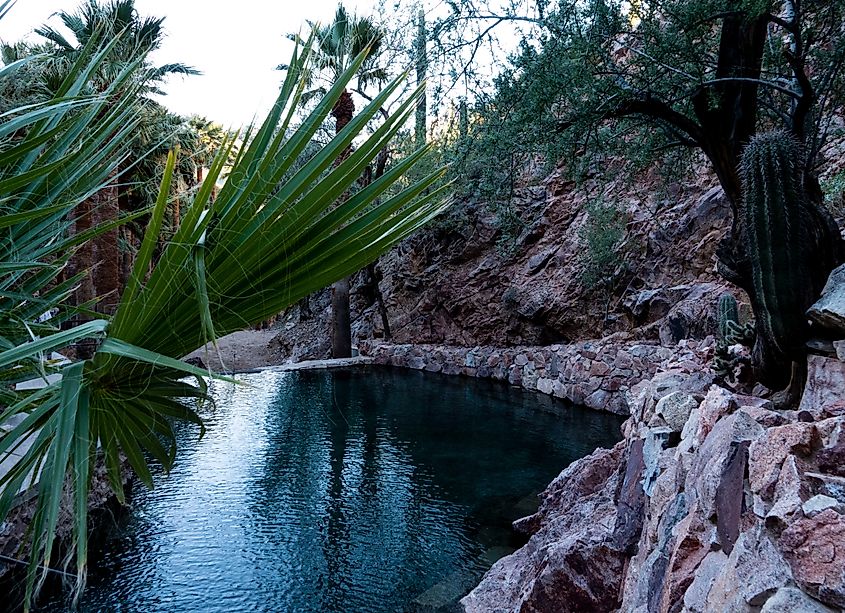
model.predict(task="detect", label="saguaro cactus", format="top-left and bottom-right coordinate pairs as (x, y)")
top-left (740, 131), bottom-right (814, 389)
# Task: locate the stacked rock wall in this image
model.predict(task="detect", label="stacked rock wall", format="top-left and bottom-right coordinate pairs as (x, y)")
top-left (462, 354), bottom-right (845, 612)
top-left (361, 339), bottom-right (714, 416)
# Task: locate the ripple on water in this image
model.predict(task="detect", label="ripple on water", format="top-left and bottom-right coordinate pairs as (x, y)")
top-left (35, 367), bottom-right (622, 613)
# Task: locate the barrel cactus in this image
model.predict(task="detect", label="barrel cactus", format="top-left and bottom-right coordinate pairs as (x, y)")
top-left (717, 293), bottom-right (739, 342)
top-left (713, 292), bottom-right (754, 382)
top-left (740, 131), bottom-right (813, 387)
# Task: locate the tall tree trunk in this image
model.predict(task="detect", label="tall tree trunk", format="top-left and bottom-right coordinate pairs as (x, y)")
top-left (331, 277), bottom-right (352, 358)
top-left (366, 262), bottom-right (391, 341)
top-left (66, 193), bottom-right (98, 358)
top-left (94, 173), bottom-right (121, 315)
top-left (415, 8), bottom-right (427, 146)
top-left (329, 90), bottom-right (356, 358)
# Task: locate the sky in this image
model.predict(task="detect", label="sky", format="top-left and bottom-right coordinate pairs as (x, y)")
top-left (2, 0), bottom-right (377, 127)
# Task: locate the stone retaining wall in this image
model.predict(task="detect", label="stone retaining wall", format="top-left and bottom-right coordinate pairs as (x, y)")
top-left (360, 338), bottom-right (715, 415)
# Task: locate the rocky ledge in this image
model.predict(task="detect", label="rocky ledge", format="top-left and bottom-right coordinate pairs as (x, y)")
top-left (361, 338), bottom-right (714, 415)
top-left (462, 352), bottom-right (845, 612)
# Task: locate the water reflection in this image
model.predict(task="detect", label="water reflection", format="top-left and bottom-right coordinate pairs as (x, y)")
top-left (36, 367), bottom-right (622, 613)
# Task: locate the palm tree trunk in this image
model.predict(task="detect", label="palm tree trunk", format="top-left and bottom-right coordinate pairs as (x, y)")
top-left (331, 277), bottom-right (352, 358)
top-left (329, 89), bottom-right (356, 358)
top-left (94, 172), bottom-right (120, 315)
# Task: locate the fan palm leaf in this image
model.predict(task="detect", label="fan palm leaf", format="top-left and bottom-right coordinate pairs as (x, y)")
top-left (0, 33), bottom-right (448, 612)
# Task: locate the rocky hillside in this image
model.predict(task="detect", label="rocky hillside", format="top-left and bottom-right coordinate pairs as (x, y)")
top-left (271, 160), bottom-right (742, 361)
top-left (462, 321), bottom-right (845, 612)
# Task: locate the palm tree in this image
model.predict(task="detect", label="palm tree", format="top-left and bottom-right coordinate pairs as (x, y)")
top-left (36, 0), bottom-right (198, 319)
top-left (291, 4), bottom-right (389, 358)
top-left (1, 30), bottom-right (446, 610)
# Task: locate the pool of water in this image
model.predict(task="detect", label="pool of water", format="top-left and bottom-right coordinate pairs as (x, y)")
top-left (36, 367), bottom-right (622, 613)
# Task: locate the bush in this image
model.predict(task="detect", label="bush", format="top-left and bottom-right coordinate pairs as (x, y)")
top-left (578, 199), bottom-right (625, 288)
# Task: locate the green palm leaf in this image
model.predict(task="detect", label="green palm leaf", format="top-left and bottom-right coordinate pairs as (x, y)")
top-left (1, 32), bottom-right (447, 612)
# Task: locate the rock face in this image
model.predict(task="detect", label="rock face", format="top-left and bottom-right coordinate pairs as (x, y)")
top-left (361, 338), bottom-right (713, 415)
top-left (462, 352), bottom-right (845, 612)
top-left (270, 171), bottom-right (738, 361)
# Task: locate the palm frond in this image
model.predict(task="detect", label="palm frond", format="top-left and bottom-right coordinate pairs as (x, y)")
top-left (0, 33), bottom-right (447, 612)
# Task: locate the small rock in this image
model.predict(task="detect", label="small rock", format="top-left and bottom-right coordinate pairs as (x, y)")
top-left (799, 355), bottom-right (845, 418)
top-left (683, 550), bottom-right (728, 612)
top-left (686, 410), bottom-right (764, 520)
top-left (835, 340), bottom-right (845, 362)
top-left (760, 587), bottom-right (836, 612)
top-left (526, 248), bottom-right (554, 274)
top-left (655, 391), bottom-right (698, 432)
top-left (706, 524), bottom-right (792, 610)
top-left (808, 338), bottom-right (837, 356)
top-left (407, 356), bottom-right (426, 369)
top-left (741, 406), bottom-right (789, 428)
top-left (805, 472), bottom-right (845, 505)
top-left (688, 386), bottom-right (738, 449)
top-left (817, 441), bottom-right (845, 477)
top-left (803, 495), bottom-right (842, 518)
top-left (749, 422), bottom-right (815, 498)
top-left (537, 378), bottom-right (553, 395)
top-left (642, 428), bottom-right (673, 496)
top-left (766, 455), bottom-right (805, 528)
top-left (753, 383), bottom-right (772, 397)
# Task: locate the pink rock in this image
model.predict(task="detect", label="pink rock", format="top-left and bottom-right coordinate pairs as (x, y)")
top-left (799, 356), bottom-right (845, 418)
top-left (687, 387), bottom-right (737, 450)
top-left (685, 410), bottom-right (764, 520)
top-left (706, 524), bottom-right (792, 611)
top-left (765, 455), bottom-right (806, 527)
top-left (463, 444), bottom-right (626, 613)
top-left (779, 509), bottom-right (845, 608)
top-left (749, 422), bottom-right (815, 498)
top-left (682, 550), bottom-right (728, 612)
top-left (742, 406), bottom-right (789, 428)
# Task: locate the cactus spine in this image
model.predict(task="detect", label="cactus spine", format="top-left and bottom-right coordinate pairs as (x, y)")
top-left (740, 131), bottom-right (812, 386)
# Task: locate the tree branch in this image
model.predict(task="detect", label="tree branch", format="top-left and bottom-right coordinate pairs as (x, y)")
top-left (604, 96), bottom-right (705, 147)
top-left (699, 77), bottom-right (801, 99)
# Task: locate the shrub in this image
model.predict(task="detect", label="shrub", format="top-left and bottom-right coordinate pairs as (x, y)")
top-left (578, 199), bottom-right (625, 288)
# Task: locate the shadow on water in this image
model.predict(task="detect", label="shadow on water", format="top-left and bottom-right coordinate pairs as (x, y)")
top-left (24, 367), bottom-right (622, 613)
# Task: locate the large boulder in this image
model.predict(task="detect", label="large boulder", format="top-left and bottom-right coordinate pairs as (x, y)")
top-left (779, 509), bottom-right (845, 608)
top-left (808, 264), bottom-right (845, 335)
top-left (799, 355), bottom-right (845, 418)
top-left (462, 444), bottom-right (626, 613)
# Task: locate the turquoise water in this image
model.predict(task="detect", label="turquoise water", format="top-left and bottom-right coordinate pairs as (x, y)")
top-left (36, 368), bottom-right (622, 612)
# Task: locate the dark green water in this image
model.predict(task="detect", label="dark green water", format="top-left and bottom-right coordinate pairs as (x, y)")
top-left (37, 367), bottom-right (622, 613)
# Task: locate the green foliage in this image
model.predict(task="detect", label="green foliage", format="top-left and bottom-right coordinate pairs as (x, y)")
top-left (288, 4), bottom-right (388, 104)
top-left (0, 32), bottom-right (446, 611)
top-left (740, 130), bottom-right (813, 383)
top-left (448, 0), bottom-right (845, 211)
top-left (0, 23), bottom-right (149, 607)
top-left (578, 198), bottom-right (625, 288)
top-left (822, 166), bottom-right (845, 220)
